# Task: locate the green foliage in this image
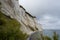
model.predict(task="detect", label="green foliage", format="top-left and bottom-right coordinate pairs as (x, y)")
top-left (44, 36), bottom-right (51, 40)
top-left (40, 32), bottom-right (59, 40)
top-left (0, 11), bottom-right (27, 40)
top-left (53, 32), bottom-right (59, 40)
top-left (40, 33), bottom-right (51, 40)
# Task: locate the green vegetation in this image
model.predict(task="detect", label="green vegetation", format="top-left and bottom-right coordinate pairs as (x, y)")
top-left (0, 11), bottom-right (27, 40)
top-left (53, 32), bottom-right (59, 40)
top-left (40, 32), bottom-right (59, 40)
top-left (43, 36), bottom-right (51, 40)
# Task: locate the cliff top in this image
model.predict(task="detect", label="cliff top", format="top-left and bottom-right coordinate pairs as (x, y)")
top-left (20, 5), bottom-right (36, 18)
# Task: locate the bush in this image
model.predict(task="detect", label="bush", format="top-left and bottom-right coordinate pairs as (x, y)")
top-left (0, 11), bottom-right (27, 40)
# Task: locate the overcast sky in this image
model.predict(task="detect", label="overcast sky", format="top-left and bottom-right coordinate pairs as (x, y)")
top-left (19, 0), bottom-right (60, 29)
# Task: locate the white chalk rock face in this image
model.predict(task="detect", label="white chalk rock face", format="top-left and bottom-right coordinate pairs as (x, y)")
top-left (0, 0), bottom-right (43, 35)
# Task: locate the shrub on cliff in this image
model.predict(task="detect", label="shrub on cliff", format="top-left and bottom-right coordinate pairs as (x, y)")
top-left (0, 11), bottom-right (27, 40)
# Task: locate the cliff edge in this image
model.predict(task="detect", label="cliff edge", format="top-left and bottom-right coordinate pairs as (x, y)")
top-left (0, 0), bottom-right (42, 35)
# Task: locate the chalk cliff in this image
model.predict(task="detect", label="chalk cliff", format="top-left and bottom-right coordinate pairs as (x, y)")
top-left (0, 0), bottom-right (42, 35)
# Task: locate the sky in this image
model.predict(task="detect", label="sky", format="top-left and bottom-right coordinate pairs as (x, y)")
top-left (19, 0), bottom-right (60, 29)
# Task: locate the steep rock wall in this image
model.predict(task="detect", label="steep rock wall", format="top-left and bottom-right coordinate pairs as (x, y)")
top-left (0, 0), bottom-right (42, 35)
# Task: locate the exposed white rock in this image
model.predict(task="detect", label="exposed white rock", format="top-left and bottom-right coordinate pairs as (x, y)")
top-left (0, 0), bottom-right (43, 35)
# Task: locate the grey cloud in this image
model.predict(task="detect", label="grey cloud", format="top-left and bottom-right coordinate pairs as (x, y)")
top-left (19, 0), bottom-right (60, 29)
top-left (38, 16), bottom-right (60, 29)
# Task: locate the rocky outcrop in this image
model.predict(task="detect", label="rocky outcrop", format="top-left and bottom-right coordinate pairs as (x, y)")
top-left (0, 0), bottom-right (42, 35)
